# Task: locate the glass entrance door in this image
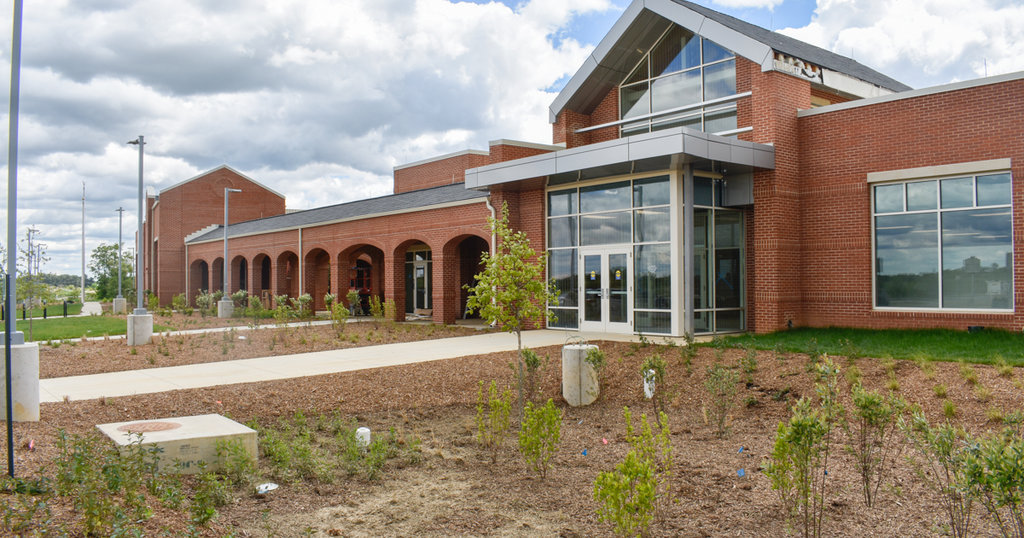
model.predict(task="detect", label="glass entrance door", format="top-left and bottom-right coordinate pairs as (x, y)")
top-left (580, 248), bottom-right (632, 333)
top-left (413, 261), bottom-right (429, 310)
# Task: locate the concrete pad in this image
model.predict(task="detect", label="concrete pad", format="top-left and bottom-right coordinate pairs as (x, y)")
top-left (217, 299), bottom-right (234, 318)
top-left (96, 413), bottom-right (256, 474)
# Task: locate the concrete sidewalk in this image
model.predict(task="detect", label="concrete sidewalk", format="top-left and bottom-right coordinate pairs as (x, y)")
top-left (39, 329), bottom-right (644, 403)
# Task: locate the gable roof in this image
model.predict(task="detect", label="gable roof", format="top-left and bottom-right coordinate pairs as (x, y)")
top-left (160, 165), bottom-right (286, 200)
top-left (186, 182), bottom-right (487, 244)
top-left (550, 0), bottom-right (911, 121)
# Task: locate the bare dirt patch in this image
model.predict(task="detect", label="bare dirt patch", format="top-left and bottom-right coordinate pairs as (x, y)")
top-left (8, 337), bottom-right (1024, 536)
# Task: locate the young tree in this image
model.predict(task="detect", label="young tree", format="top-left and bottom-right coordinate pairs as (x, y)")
top-left (465, 201), bottom-right (558, 415)
top-left (89, 243), bottom-right (135, 302)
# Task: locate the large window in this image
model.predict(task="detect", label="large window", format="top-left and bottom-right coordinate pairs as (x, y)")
top-left (547, 175), bottom-right (672, 332)
top-left (873, 173), bottom-right (1012, 310)
top-left (693, 177), bottom-right (745, 333)
top-left (620, 24), bottom-right (737, 137)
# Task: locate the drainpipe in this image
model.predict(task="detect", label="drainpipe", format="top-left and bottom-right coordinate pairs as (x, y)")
top-left (485, 196), bottom-right (496, 256)
top-left (184, 243), bottom-right (189, 306)
top-left (298, 227), bottom-right (303, 298)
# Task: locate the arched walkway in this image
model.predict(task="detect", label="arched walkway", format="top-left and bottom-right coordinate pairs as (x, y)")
top-left (275, 251), bottom-right (299, 302)
top-left (337, 244), bottom-right (385, 316)
top-left (230, 255), bottom-right (248, 295)
top-left (211, 257), bottom-right (224, 293)
top-left (251, 253), bottom-right (272, 304)
top-left (392, 240), bottom-right (433, 318)
top-left (189, 259), bottom-right (209, 302)
top-left (441, 234), bottom-right (490, 324)
top-left (304, 248), bottom-right (331, 311)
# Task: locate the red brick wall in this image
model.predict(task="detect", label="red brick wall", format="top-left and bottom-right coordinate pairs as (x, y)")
top-left (797, 78), bottom-right (1024, 330)
top-left (147, 168), bottom-right (286, 305)
top-left (749, 69), bottom-right (812, 333)
top-left (187, 200), bottom-right (491, 324)
top-left (393, 152), bottom-right (490, 194)
top-left (810, 87), bottom-right (852, 106)
top-left (488, 143), bottom-right (556, 165)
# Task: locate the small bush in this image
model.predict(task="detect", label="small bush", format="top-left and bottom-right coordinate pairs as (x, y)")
top-left (642, 354), bottom-right (669, 424)
top-left (943, 400), bottom-right (958, 419)
top-left (739, 347), bottom-right (758, 385)
top-left (959, 362), bottom-right (979, 386)
top-left (933, 384), bottom-right (948, 398)
top-left (519, 399), bottom-right (562, 479)
top-left (845, 384), bottom-right (906, 507)
top-left (476, 380), bottom-right (512, 463)
top-left (680, 333), bottom-right (697, 374)
top-left (901, 412), bottom-right (974, 538)
top-left (704, 361), bottom-right (739, 439)
top-left (171, 293), bottom-right (188, 312)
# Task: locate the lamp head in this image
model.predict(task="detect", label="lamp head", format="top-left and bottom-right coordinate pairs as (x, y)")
top-left (226, 188), bottom-right (242, 193)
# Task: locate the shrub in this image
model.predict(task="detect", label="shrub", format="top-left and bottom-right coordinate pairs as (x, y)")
top-left (346, 289), bottom-right (361, 315)
top-left (704, 361), bottom-right (739, 439)
top-left (323, 293), bottom-right (336, 310)
top-left (476, 380), bottom-right (513, 463)
top-left (764, 358), bottom-right (843, 537)
top-left (369, 295), bottom-right (384, 319)
top-left (943, 400), bottom-right (958, 419)
top-left (522, 348), bottom-right (546, 404)
top-left (933, 384), bottom-right (948, 398)
top-left (593, 407), bottom-right (672, 536)
top-left (585, 347), bottom-right (607, 400)
top-left (963, 428), bottom-right (1024, 537)
top-left (845, 384), bottom-right (906, 507)
top-left (330, 302), bottom-right (350, 334)
top-left (680, 333), bottom-right (697, 374)
top-left (519, 399), bottom-right (562, 479)
top-left (901, 412), bottom-right (974, 538)
top-left (641, 354), bottom-right (668, 424)
top-left (171, 293), bottom-right (188, 312)
top-left (290, 293), bottom-right (312, 318)
top-left (147, 293), bottom-right (160, 312)
top-left (215, 438), bottom-right (257, 487)
top-left (740, 346), bottom-right (758, 385)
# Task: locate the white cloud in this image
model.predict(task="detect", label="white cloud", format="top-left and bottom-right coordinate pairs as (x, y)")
top-left (778, 0), bottom-right (1024, 88)
top-left (0, 0), bottom-right (613, 274)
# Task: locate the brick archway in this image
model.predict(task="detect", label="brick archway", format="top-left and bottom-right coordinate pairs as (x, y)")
top-left (337, 244), bottom-right (385, 316)
top-left (440, 234), bottom-right (490, 324)
top-left (275, 251), bottom-right (299, 303)
top-left (211, 257), bottom-right (224, 293)
top-left (303, 248), bottom-right (331, 311)
top-left (189, 259), bottom-right (209, 303)
top-left (230, 255), bottom-right (248, 295)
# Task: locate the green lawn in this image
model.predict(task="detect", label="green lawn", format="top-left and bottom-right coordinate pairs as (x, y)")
top-left (10, 302), bottom-right (84, 319)
top-left (718, 327), bottom-right (1024, 365)
top-left (15, 316), bottom-right (171, 342)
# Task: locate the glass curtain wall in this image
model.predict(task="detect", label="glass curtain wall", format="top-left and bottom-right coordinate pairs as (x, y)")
top-left (693, 177), bottom-right (745, 333)
top-left (547, 175), bottom-right (672, 332)
top-left (620, 24), bottom-right (737, 137)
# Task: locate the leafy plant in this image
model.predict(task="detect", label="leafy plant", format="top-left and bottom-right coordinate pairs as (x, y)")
top-left (740, 346), bottom-right (758, 385)
top-left (346, 289), bottom-right (362, 315)
top-left (680, 332), bottom-right (697, 374)
top-left (215, 438), bottom-right (257, 487)
top-left (642, 354), bottom-right (669, 425)
top-left (763, 358), bottom-right (844, 537)
top-left (934, 384), bottom-right (948, 398)
top-left (963, 428), bottom-right (1024, 538)
top-left (172, 292), bottom-right (188, 312)
top-left (476, 380), bottom-right (513, 463)
top-left (465, 201), bottom-right (557, 417)
top-left (330, 301), bottom-right (350, 335)
top-left (521, 347), bottom-right (547, 404)
top-left (593, 407), bottom-right (672, 536)
top-left (519, 399), bottom-right (562, 479)
top-left (901, 412), bottom-right (975, 538)
top-left (845, 384), bottom-right (906, 507)
top-left (704, 361), bottom-right (739, 438)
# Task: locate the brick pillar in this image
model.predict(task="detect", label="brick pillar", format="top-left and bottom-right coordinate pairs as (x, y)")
top-left (330, 253), bottom-right (343, 308)
top-left (435, 243), bottom-right (460, 325)
top-left (385, 248), bottom-right (407, 322)
top-left (749, 67), bottom-right (811, 333)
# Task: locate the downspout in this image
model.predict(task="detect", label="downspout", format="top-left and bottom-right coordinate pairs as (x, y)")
top-left (298, 227), bottom-right (303, 297)
top-left (485, 195), bottom-right (497, 326)
top-left (184, 243), bottom-right (189, 306)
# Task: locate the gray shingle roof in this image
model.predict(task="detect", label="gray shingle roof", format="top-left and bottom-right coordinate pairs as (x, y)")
top-left (187, 183), bottom-right (488, 244)
top-left (672, 0), bottom-right (911, 92)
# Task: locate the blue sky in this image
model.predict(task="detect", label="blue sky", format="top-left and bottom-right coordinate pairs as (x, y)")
top-left (0, 0), bottom-right (1021, 276)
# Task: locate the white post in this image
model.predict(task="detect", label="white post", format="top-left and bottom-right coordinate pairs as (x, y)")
top-left (80, 182), bottom-right (85, 303)
top-left (112, 207), bottom-right (126, 314)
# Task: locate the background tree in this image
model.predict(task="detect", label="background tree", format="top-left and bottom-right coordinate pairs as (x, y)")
top-left (465, 201), bottom-right (557, 416)
top-left (89, 243), bottom-right (135, 302)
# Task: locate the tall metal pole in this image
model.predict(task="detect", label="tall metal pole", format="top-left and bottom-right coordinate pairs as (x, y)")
top-left (223, 188), bottom-right (241, 293)
top-left (127, 136), bottom-right (145, 313)
top-left (116, 208), bottom-right (124, 298)
top-left (80, 182), bottom-right (85, 303)
top-left (4, 0), bottom-right (23, 479)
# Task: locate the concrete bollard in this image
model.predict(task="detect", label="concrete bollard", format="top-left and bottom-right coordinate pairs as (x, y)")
top-left (112, 297), bottom-right (127, 314)
top-left (562, 344), bottom-right (600, 407)
top-left (217, 299), bottom-right (234, 318)
top-left (0, 340), bottom-right (40, 421)
top-left (127, 313), bottom-right (153, 346)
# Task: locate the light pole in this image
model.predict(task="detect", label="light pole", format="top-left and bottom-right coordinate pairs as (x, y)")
top-left (126, 136), bottom-right (144, 314)
top-left (125, 136), bottom-right (152, 346)
top-left (80, 182), bottom-right (85, 304)
top-left (218, 188), bottom-right (241, 318)
top-left (223, 188), bottom-right (241, 293)
top-left (116, 207), bottom-right (124, 298)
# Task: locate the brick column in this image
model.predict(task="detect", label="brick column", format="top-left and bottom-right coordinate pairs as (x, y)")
top-left (385, 248), bottom-right (407, 322)
top-left (435, 247), bottom-right (460, 325)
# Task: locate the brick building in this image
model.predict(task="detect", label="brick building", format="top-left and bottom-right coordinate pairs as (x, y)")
top-left (146, 0), bottom-right (1023, 335)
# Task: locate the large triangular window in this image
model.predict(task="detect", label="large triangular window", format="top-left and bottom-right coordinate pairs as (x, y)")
top-left (619, 24), bottom-right (738, 137)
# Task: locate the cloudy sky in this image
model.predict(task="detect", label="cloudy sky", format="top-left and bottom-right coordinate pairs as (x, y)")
top-left (0, 0), bottom-right (1021, 277)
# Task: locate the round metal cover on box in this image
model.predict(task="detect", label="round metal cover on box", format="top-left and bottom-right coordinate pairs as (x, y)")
top-left (118, 421), bottom-right (182, 433)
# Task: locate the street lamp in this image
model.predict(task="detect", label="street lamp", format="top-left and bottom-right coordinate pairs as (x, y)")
top-left (223, 188), bottom-right (241, 293)
top-left (115, 207), bottom-right (124, 299)
top-left (126, 136), bottom-right (145, 314)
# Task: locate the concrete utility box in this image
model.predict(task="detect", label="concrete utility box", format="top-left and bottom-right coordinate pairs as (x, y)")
top-left (562, 344), bottom-right (600, 407)
top-left (112, 297), bottom-right (127, 314)
top-left (0, 340), bottom-right (39, 421)
top-left (96, 413), bottom-right (257, 474)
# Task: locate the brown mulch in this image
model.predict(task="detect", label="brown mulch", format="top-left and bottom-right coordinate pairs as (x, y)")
top-left (39, 318), bottom-right (483, 378)
top-left (7, 337), bottom-right (1024, 536)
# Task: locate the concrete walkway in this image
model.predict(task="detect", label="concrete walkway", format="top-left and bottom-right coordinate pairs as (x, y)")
top-left (39, 329), bottom-right (644, 403)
